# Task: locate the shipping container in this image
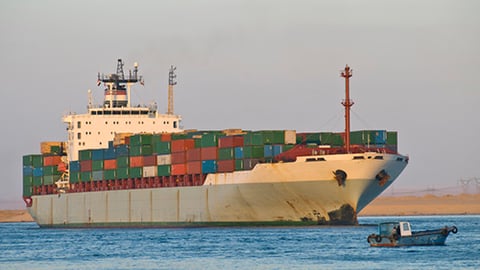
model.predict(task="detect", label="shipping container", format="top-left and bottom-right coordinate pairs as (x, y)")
top-left (69, 161), bottom-right (81, 172)
top-left (130, 134), bottom-right (153, 146)
top-left (92, 170), bottom-right (103, 181)
top-left (171, 151), bottom-right (186, 164)
top-left (386, 131), bottom-right (398, 145)
top-left (143, 166), bottom-right (157, 177)
top-left (80, 160), bottom-right (92, 172)
top-left (157, 165), bottom-right (171, 176)
top-left (116, 167), bottom-right (129, 179)
top-left (171, 164), bottom-right (187, 175)
top-left (234, 147), bottom-right (244, 159)
top-left (154, 141), bottom-right (171, 154)
top-left (23, 185), bottom-right (33, 197)
top-left (130, 167), bottom-right (143, 178)
top-left (92, 149), bottom-right (104, 161)
top-left (218, 135), bottom-right (244, 148)
top-left (43, 155), bottom-right (62, 166)
top-left (171, 139), bottom-right (195, 153)
top-left (79, 149), bottom-right (93, 161)
top-left (272, 145), bottom-right (284, 156)
top-left (80, 171), bottom-right (92, 182)
top-left (23, 176), bottom-right (33, 186)
top-left (244, 131), bottom-right (264, 146)
top-left (33, 167), bottom-right (43, 177)
top-left (243, 159), bottom-right (260, 170)
top-left (244, 145), bottom-right (264, 158)
top-left (186, 148), bottom-right (201, 162)
top-left (103, 148), bottom-right (116, 160)
top-left (113, 133), bottom-right (132, 146)
top-left (104, 169), bottom-right (116, 180)
top-left (23, 155), bottom-right (34, 166)
top-left (104, 159), bottom-right (117, 170)
top-left (264, 145), bottom-right (273, 157)
top-left (284, 130), bottom-right (296, 144)
top-left (217, 160), bottom-right (235, 172)
top-left (201, 160), bottom-right (217, 173)
top-left (115, 144), bottom-right (129, 157)
top-left (43, 165), bottom-right (60, 176)
top-left (235, 159), bottom-right (244, 170)
top-left (129, 156), bottom-right (144, 168)
top-left (32, 155), bottom-right (43, 167)
top-left (218, 147), bottom-right (234, 160)
top-left (157, 154), bottom-right (171, 165)
top-left (23, 166), bottom-right (33, 176)
top-left (33, 176), bottom-right (43, 186)
top-left (69, 172), bottom-right (80, 183)
top-left (201, 147), bottom-right (217, 160)
top-left (43, 175), bottom-right (56, 185)
top-left (143, 155), bottom-right (157, 166)
top-left (130, 144), bottom-right (153, 156)
top-left (40, 142), bottom-right (64, 155)
top-left (187, 161), bottom-right (202, 174)
top-left (199, 132), bottom-right (219, 147)
top-left (92, 160), bottom-right (104, 171)
top-left (116, 156), bottom-right (129, 168)
top-left (161, 133), bottom-right (172, 142)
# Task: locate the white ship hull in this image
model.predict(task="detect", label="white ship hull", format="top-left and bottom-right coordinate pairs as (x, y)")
top-left (28, 152), bottom-right (407, 227)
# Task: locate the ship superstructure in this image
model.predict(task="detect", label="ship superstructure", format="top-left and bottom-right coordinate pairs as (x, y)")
top-left (22, 61), bottom-right (408, 227)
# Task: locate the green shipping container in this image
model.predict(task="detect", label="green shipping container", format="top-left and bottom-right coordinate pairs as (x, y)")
top-left (200, 132), bottom-right (219, 147)
top-left (386, 132), bottom-right (398, 145)
top-left (244, 132), bottom-right (264, 146)
top-left (157, 165), bottom-right (171, 176)
top-left (262, 130), bottom-right (285, 144)
top-left (117, 156), bottom-right (129, 168)
top-left (23, 176), bottom-right (33, 186)
top-left (23, 155), bottom-right (36, 166)
top-left (80, 171), bottom-right (92, 182)
top-left (23, 185), bottom-right (33, 197)
top-left (32, 155), bottom-right (43, 167)
top-left (130, 145), bottom-right (153, 156)
top-left (154, 141), bottom-right (171, 154)
top-left (104, 169), bottom-right (116, 180)
top-left (92, 160), bottom-right (104, 171)
top-left (130, 167), bottom-right (143, 178)
top-left (218, 147), bottom-right (234, 160)
top-left (33, 176), bottom-right (43, 186)
top-left (69, 172), bottom-right (80, 183)
top-left (43, 175), bottom-right (57, 185)
top-left (244, 145), bottom-right (264, 158)
top-left (43, 165), bottom-right (60, 176)
top-left (79, 150), bottom-right (93, 161)
top-left (235, 160), bottom-right (244, 170)
top-left (116, 167), bottom-right (129, 179)
top-left (130, 134), bottom-right (153, 146)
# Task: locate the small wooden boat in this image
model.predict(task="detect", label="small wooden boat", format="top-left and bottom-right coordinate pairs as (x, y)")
top-left (367, 221), bottom-right (458, 247)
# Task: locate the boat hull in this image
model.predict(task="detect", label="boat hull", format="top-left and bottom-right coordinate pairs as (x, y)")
top-left (28, 153), bottom-right (407, 228)
top-left (368, 227), bottom-right (458, 247)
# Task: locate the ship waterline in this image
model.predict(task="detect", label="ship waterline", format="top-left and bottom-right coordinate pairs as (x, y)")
top-left (28, 153), bottom-right (407, 227)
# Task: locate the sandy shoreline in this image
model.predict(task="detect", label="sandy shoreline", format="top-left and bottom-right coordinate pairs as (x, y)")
top-left (1, 193), bottom-right (479, 223)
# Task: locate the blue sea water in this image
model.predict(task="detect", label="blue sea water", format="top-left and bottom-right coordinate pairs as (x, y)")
top-left (0, 216), bottom-right (479, 270)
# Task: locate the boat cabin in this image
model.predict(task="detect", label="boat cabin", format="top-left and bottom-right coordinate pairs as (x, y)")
top-left (378, 221), bottom-right (412, 237)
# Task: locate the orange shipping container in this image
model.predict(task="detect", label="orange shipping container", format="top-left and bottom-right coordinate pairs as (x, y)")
top-left (43, 155), bottom-right (63, 166)
top-left (171, 152), bottom-right (186, 164)
top-left (186, 161), bottom-right (202, 174)
top-left (171, 164), bottom-right (187, 175)
top-left (143, 155), bottom-right (157, 166)
top-left (161, 133), bottom-right (172, 142)
top-left (171, 139), bottom-right (195, 153)
top-left (186, 148), bottom-right (201, 162)
top-left (217, 160), bottom-right (235, 172)
top-left (104, 159), bottom-right (117, 170)
top-left (201, 147), bottom-right (218, 160)
top-left (130, 156), bottom-right (144, 168)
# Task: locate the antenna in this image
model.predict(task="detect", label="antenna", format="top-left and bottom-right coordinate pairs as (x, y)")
top-left (167, 65), bottom-right (177, 115)
top-left (87, 89), bottom-right (93, 109)
top-left (341, 65), bottom-right (354, 153)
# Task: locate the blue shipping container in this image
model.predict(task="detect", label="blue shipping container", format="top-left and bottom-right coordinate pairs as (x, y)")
top-left (92, 149), bottom-right (104, 161)
top-left (69, 161), bottom-right (81, 172)
top-left (374, 130), bottom-right (387, 144)
top-left (115, 145), bottom-right (129, 157)
top-left (23, 166), bottom-right (33, 176)
top-left (202, 160), bottom-right (217, 173)
top-left (103, 148), bottom-right (116, 160)
top-left (272, 145), bottom-right (283, 156)
top-left (33, 167), bottom-right (44, 177)
top-left (264, 145), bottom-right (273, 157)
top-left (234, 147), bottom-right (244, 159)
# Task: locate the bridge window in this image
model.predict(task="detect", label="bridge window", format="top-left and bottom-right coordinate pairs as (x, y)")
top-left (77, 121), bottom-right (81, 129)
top-left (173, 121), bottom-right (177, 128)
top-left (77, 133), bottom-right (81, 139)
top-left (374, 156), bottom-right (384, 160)
top-left (353, 156), bottom-right (365, 160)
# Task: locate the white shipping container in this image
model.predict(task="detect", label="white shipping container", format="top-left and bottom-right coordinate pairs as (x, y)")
top-left (157, 154), bottom-right (171, 165)
top-left (284, 130), bottom-right (296, 144)
top-left (143, 166), bottom-right (157, 177)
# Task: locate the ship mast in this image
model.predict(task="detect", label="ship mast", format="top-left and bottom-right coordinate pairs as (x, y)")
top-left (167, 65), bottom-right (177, 114)
top-left (341, 65), bottom-right (354, 153)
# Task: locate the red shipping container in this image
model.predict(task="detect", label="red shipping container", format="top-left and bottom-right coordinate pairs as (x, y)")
top-left (80, 160), bottom-right (92, 172)
top-left (161, 133), bottom-right (172, 142)
top-left (201, 147), bottom-right (218, 160)
top-left (171, 164), bottom-right (187, 175)
top-left (217, 160), bottom-right (235, 172)
top-left (104, 159), bottom-right (117, 170)
top-left (130, 156), bottom-right (144, 168)
top-left (143, 155), bottom-right (157, 166)
top-left (44, 155), bottom-right (62, 166)
top-left (57, 162), bottom-right (67, 172)
top-left (186, 148), bottom-right (201, 162)
top-left (171, 151), bottom-right (186, 164)
top-left (218, 136), bottom-right (244, 148)
top-left (171, 139), bottom-right (195, 153)
top-left (186, 161), bottom-right (202, 174)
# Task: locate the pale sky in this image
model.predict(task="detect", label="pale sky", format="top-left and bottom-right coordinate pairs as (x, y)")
top-left (1, 0), bottom-right (479, 209)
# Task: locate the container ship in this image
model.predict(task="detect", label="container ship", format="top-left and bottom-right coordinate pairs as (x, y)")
top-left (22, 60), bottom-right (408, 227)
